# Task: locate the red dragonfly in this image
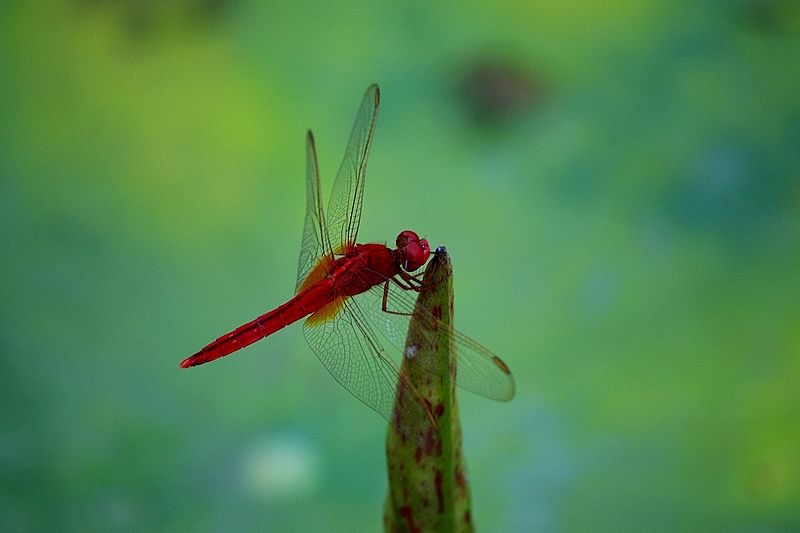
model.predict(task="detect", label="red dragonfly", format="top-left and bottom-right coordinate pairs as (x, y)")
top-left (181, 85), bottom-right (514, 453)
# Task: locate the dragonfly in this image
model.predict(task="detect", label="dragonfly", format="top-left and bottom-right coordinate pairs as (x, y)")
top-left (181, 84), bottom-right (514, 454)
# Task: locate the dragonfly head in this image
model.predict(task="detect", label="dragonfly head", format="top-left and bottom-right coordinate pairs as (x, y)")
top-left (395, 230), bottom-right (430, 272)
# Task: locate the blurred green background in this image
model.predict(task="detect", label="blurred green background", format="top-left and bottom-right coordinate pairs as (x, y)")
top-left (1, 0), bottom-right (799, 531)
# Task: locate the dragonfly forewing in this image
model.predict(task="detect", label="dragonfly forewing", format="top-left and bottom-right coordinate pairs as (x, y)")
top-left (326, 84), bottom-right (380, 253)
top-left (296, 131), bottom-right (333, 294)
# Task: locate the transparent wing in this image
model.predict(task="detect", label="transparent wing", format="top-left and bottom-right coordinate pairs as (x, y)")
top-left (326, 84), bottom-right (380, 253)
top-left (303, 296), bottom-right (440, 454)
top-left (359, 281), bottom-right (516, 402)
top-left (296, 131), bottom-right (333, 293)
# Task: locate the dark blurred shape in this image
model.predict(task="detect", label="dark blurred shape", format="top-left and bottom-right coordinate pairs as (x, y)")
top-left (71, 0), bottom-right (234, 38)
top-left (191, 0), bottom-right (234, 21)
top-left (458, 59), bottom-right (541, 127)
top-left (736, 0), bottom-right (800, 32)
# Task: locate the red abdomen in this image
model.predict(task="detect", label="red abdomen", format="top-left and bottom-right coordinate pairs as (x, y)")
top-left (180, 280), bottom-right (333, 368)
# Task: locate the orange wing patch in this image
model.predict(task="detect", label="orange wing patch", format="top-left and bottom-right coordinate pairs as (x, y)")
top-left (297, 255), bottom-right (334, 294)
top-left (306, 295), bottom-right (347, 326)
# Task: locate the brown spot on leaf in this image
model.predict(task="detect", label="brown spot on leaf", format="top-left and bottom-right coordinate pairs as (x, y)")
top-left (434, 469), bottom-right (444, 513)
top-left (455, 464), bottom-right (466, 488)
top-left (398, 505), bottom-right (421, 533)
top-left (425, 426), bottom-right (442, 457)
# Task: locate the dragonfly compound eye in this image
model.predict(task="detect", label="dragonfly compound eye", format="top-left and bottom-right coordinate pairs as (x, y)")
top-left (396, 230), bottom-right (415, 249)
top-left (398, 231), bottom-right (430, 271)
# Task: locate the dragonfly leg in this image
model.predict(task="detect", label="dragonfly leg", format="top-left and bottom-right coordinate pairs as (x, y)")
top-left (399, 268), bottom-right (448, 293)
top-left (382, 280), bottom-right (414, 316)
top-left (398, 269), bottom-right (450, 291)
top-left (393, 271), bottom-right (421, 291)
